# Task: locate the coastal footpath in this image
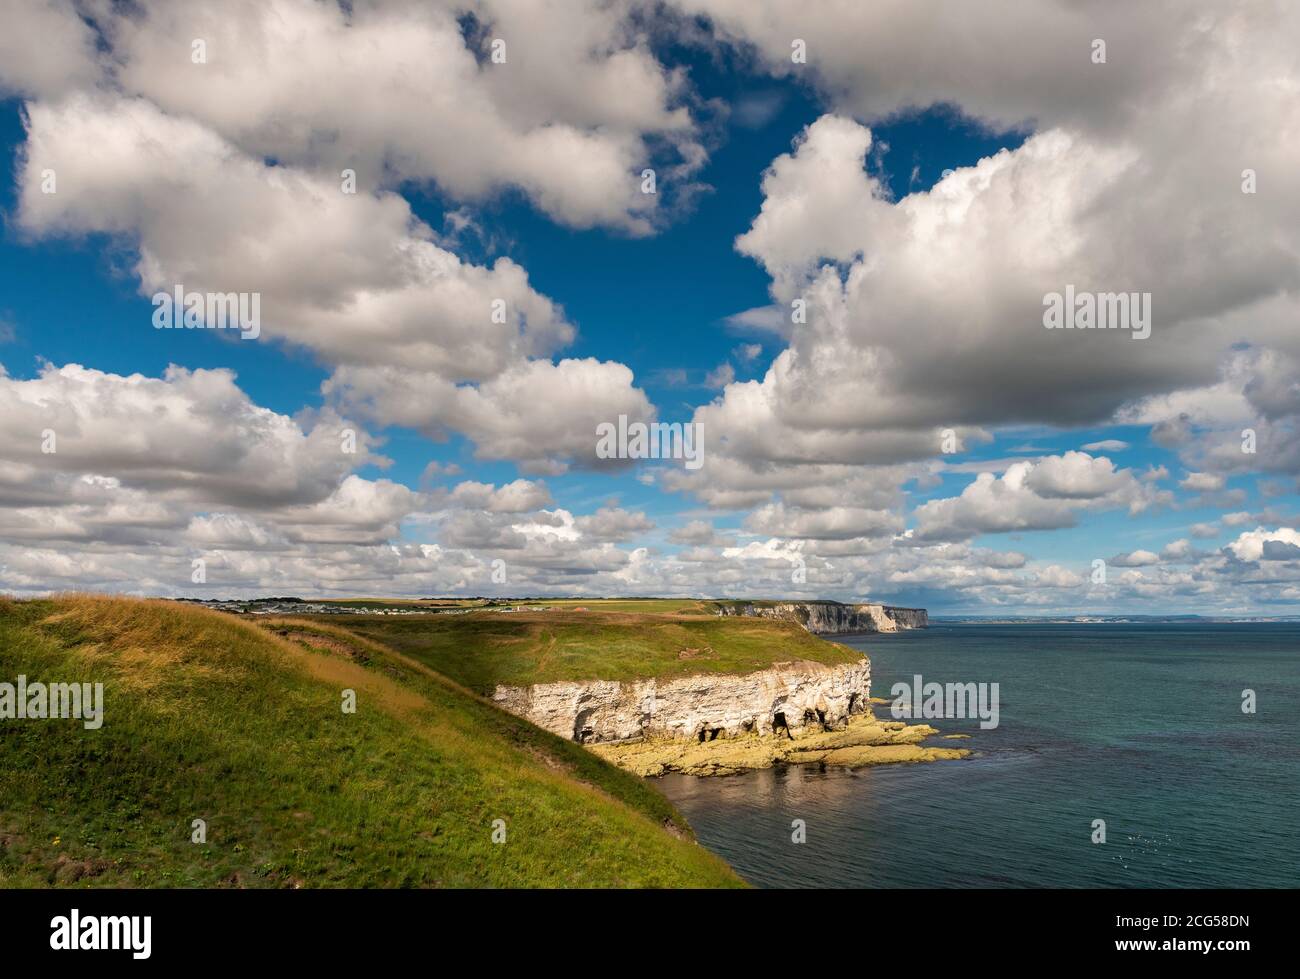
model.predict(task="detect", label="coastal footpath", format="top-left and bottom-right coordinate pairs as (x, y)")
top-left (713, 601), bottom-right (928, 635)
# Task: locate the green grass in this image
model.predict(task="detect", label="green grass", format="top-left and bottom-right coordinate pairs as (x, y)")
top-left (706, 599), bottom-right (844, 609)
top-left (329, 608), bottom-right (863, 693)
top-left (0, 596), bottom-right (741, 888)
top-left (319, 598), bottom-right (710, 614)
top-left (317, 598), bottom-right (489, 609)
top-left (508, 598), bottom-right (711, 614)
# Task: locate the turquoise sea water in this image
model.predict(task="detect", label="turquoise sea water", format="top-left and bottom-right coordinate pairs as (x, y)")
top-left (656, 623), bottom-right (1300, 888)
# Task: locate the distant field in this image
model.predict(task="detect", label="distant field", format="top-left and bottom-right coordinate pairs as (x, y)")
top-left (509, 598), bottom-right (712, 614)
top-left (707, 599), bottom-right (843, 609)
top-left (317, 598), bottom-right (489, 609)
top-left (0, 596), bottom-right (741, 888)
top-left (325, 608), bottom-right (863, 693)
top-left (319, 598), bottom-right (712, 614)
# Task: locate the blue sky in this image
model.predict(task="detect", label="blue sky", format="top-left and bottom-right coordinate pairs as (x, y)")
top-left (1, 1), bottom-right (1297, 613)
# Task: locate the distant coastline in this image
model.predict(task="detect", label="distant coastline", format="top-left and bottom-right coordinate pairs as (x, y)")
top-left (163, 597), bottom-right (1300, 625)
top-left (933, 614), bottom-right (1300, 624)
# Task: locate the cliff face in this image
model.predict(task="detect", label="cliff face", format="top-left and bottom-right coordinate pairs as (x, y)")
top-left (881, 605), bottom-right (928, 630)
top-left (716, 602), bottom-right (928, 635)
top-left (492, 658), bottom-right (871, 745)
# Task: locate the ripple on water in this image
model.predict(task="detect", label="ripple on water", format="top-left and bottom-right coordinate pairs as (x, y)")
top-left (655, 624), bottom-right (1300, 888)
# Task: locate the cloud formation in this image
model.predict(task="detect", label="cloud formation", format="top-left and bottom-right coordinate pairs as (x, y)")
top-left (1, 1), bottom-right (1298, 616)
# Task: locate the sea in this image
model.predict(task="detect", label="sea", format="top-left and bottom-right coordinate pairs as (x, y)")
top-left (656, 623), bottom-right (1300, 888)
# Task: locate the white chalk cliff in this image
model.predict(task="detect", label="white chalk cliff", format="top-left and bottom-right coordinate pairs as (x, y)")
top-left (492, 658), bottom-right (871, 745)
top-left (715, 601), bottom-right (927, 634)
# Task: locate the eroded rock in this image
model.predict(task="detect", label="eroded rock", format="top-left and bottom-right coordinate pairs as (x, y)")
top-left (492, 658), bottom-right (871, 745)
top-left (591, 710), bottom-right (972, 777)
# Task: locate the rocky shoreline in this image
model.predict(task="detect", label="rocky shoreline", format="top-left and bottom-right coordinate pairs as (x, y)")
top-left (493, 658), bottom-right (872, 744)
top-left (491, 655), bottom-right (972, 778)
top-left (590, 704), bottom-right (970, 777)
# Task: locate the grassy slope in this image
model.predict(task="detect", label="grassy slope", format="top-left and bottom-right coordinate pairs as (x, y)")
top-left (0, 597), bottom-right (740, 888)
top-left (330, 608), bottom-right (863, 693)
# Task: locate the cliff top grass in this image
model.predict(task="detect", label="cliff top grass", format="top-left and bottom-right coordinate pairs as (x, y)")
top-left (316, 607), bottom-right (864, 693)
top-left (706, 599), bottom-right (861, 610)
top-left (315, 597), bottom-right (710, 614)
top-left (504, 598), bottom-right (709, 614)
top-left (0, 595), bottom-right (741, 888)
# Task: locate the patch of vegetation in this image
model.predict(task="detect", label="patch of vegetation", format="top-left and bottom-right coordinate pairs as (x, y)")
top-left (706, 599), bottom-right (846, 611)
top-left (509, 599), bottom-right (713, 614)
top-left (317, 598), bottom-right (489, 610)
top-left (0, 596), bottom-right (741, 888)
top-left (330, 608), bottom-right (863, 693)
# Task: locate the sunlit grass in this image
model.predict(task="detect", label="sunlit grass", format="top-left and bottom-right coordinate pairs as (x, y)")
top-left (334, 608), bottom-right (863, 692)
top-left (0, 595), bottom-right (741, 888)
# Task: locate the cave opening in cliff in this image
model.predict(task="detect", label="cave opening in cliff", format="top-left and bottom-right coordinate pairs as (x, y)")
top-left (847, 693), bottom-right (859, 714)
top-left (773, 711), bottom-right (791, 739)
top-left (815, 708), bottom-right (828, 730)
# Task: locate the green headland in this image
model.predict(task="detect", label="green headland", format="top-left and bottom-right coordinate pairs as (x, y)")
top-left (0, 595), bottom-right (742, 888)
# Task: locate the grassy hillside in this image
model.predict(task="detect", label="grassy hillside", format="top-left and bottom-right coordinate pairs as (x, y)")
top-left (326, 607), bottom-right (863, 693)
top-left (0, 596), bottom-right (741, 888)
